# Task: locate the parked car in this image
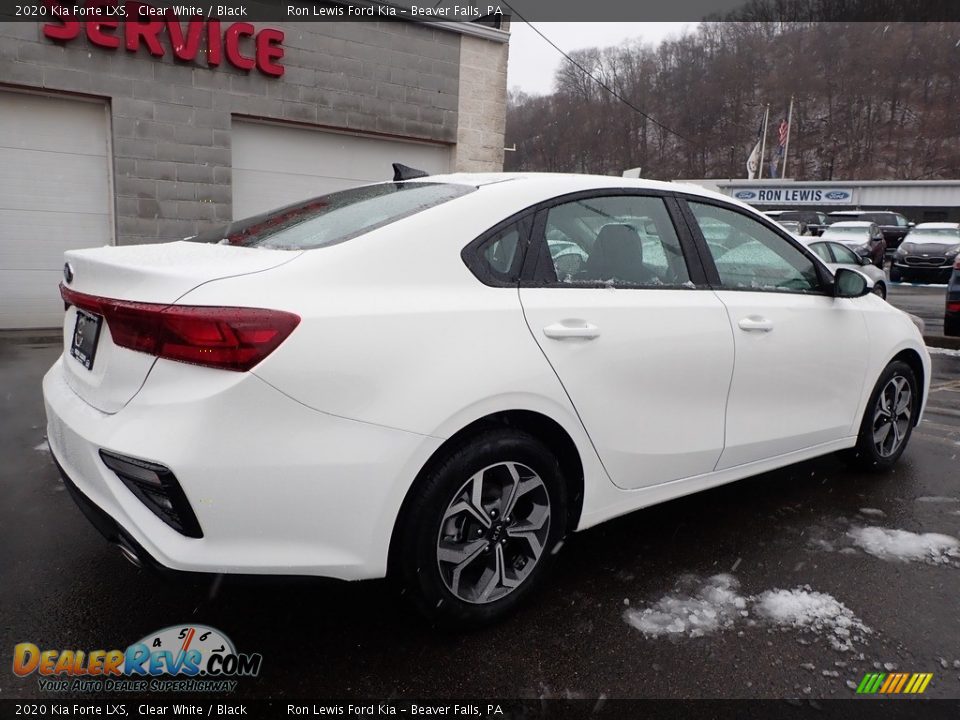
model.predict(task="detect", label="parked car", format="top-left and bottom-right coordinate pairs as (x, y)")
top-left (801, 237), bottom-right (888, 299)
top-left (43, 172), bottom-right (930, 625)
top-left (820, 221), bottom-right (887, 268)
top-left (778, 210), bottom-right (829, 236)
top-left (778, 220), bottom-right (809, 236)
top-left (827, 210), bottom-right (913, 250)
top-left (890, 223), bottom-right (960, 284)
top-left (946, 260), bottom-right (960, 336)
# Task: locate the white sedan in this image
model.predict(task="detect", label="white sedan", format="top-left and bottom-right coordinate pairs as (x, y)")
top-left (44, 172), bottom-right (929, 625)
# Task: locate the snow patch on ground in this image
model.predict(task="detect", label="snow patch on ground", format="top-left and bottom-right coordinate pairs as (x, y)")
top-left (33, 441), bottom-right (49, 452)
top-left (848, 526), bottom-right (960, 566)
top-left (623, 575), bottom-right (870, 652)
top-left (926, 346), bottom-right (960, 357)
top-left (858, 508), bottom-right (886, 518)
top-left (753, 586), bottom-right (870, 652)
top-left (622, 574), bottom-right (746, 638)
top-left (915, 496), bottom-right (959, 504)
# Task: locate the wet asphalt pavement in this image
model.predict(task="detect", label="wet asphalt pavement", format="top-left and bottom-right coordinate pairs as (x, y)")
top-left (2, 320), bottom-right (959, 701)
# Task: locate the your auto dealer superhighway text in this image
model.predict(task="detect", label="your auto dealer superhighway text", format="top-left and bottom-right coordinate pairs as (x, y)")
top-left (287, 705), bottom-right (501, 716)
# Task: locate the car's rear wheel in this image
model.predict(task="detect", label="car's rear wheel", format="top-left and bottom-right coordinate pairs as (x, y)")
top-left (845, 360), bottom-right (918, 471)
top-left (873, 281), bottom-right (887, 300)
top-left (393, 428), bottom-right (567, 626)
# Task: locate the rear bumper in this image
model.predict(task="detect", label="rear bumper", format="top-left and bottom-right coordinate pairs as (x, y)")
top-left (43, 355), bottom-right (443, 580)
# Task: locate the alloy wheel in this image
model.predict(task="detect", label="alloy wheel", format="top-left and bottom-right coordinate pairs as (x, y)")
top-left (872, 375), bottom-right (912, 457)
top-left (436, 461), bottom-right (551, 604)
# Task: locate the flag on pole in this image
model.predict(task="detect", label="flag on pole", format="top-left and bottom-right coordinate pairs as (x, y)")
top-left (746, 112), bottom-right (765, 179)
top-left (746, 140), bottom-right (761, 179)
top-left (769, 116), bottom-right (789, 178)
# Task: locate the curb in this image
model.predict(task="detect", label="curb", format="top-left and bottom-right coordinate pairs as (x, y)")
top-left (924, 335), bottom-right (960, 350)
top-left (0, 329), bottom-right (61, 346)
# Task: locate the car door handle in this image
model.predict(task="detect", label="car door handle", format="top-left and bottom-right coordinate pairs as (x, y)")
top-left (543, 321), bottom-right (601, 340)
top-left (738, 316), bottom-right (774, 332)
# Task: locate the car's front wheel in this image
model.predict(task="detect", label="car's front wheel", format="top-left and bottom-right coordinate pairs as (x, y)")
top-left (846, 360), bottom-right (918, 471)
top-left (872, 281), bottom-right (887, 300)
top-left (393, 428), bottom-right (568, 626)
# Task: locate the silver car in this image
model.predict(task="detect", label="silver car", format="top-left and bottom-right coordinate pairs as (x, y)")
top-left (800, 236), bottom-right (888, 299)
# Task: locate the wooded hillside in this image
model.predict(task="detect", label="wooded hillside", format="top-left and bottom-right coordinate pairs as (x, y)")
top-left (504, 23), bottom-right (960, 180)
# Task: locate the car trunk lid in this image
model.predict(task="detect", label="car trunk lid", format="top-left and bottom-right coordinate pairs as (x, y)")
top-left (60, 241), bottom-right (301, 413)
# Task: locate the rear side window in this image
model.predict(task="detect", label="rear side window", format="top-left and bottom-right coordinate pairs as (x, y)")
top-left (537, 195), bottom-right (691, 288)
top-left (189, 182), bottom-right (474, 250)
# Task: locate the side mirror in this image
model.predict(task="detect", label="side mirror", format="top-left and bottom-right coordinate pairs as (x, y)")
top-left (908, 222), bottom-right (916, 228)
top-left (859, 255), bottom-right (872, 266)
top-left (834, 267), bottom-right (871, 298)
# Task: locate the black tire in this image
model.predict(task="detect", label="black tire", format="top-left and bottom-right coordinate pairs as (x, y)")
top-left (889, 265), bottom-right (901, 283)
top-left (392, 428), bottom-right (568, 627)
top-left (873, 281), bottom-right (887, 300)
top-left (845, 360), bottom-right (918, 472)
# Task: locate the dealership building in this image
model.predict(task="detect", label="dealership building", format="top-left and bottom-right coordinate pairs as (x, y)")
top-left (685, 179), bottom-right (960, 223)
top-left (0, 12), bottom-right (510, 328)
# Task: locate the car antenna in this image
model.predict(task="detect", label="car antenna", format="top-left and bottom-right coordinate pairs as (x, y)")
top-left (392, 163), bottom-right (428, 182)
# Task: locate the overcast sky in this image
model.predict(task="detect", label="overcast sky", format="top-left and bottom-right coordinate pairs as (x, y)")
top-left (506, 22), bottom-right (697, 95)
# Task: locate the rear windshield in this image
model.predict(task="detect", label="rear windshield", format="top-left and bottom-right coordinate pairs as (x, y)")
top-left (823, 226), bottom-right (869, 237)
top-left (189, 182), bottom-right (474, 250)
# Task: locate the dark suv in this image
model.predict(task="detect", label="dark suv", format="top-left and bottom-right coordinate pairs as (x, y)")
top-left (946, 260), bottom-right (960, 336)
top-left (777, 210), bottom-right (829, 236)
top-left (827, 210), bottom-right (913, 250)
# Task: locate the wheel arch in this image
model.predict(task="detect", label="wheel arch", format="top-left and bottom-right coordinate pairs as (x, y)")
top-left (889, 347), bottom-right (926, 426)
top-left (386, 410), bottom-right (585, 577)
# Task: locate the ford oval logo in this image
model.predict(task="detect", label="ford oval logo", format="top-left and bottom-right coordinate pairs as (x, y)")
top-left (825, 191), bottom-right (850, 201)
top-left (63, 262), bottom-right (74, 284)
top-left (735, 191), bottom-right (756, 200)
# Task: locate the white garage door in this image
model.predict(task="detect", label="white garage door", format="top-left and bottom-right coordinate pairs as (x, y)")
top-left (0, 91), bottom-right (112, 329)
top-left (231, 120), bottom-right (452, 218)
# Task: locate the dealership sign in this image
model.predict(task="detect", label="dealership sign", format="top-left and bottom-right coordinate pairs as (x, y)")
top-left (42, 1), bottom-right (284, 77)
top-left (730, 187), bottom-right (854, 205)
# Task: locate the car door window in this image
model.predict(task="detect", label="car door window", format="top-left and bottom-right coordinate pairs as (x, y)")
top-left (688, 202), bottom-right (821, 293)
top-left (538, 195), bottom-right (691, 287)
top-left (808, 242), bottom-right (833, 263)
top-left (829, 242), bottom-right (860, 264)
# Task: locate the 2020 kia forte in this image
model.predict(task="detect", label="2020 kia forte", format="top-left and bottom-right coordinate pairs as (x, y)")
top-left (44, 173), bottom-right (930, 625)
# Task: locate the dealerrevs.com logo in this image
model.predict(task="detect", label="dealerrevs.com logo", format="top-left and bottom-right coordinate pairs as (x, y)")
top-left (13, 625), bottom-right (262, 693)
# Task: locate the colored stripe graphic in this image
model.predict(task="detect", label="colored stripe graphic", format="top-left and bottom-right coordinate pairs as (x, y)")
top-left (857, 672), bottom-right (933, 694)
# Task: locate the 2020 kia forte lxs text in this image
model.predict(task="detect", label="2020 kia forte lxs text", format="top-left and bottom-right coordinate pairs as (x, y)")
top-left (44, 173), bottom-right (930, 625)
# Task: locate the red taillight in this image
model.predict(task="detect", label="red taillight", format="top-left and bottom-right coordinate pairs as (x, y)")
top-left (948, 301), bottom-right (960, 313)
top-left (60, 285), bottom-right (299, 371)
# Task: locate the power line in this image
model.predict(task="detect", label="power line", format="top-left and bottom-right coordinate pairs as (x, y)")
top-left (502, 5), bottom-right (702, 150)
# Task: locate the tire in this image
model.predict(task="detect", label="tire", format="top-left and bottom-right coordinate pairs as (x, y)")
top-left (845, 360), bottom-right (918, 472)
top-left (872, 281), bottom-right (887, 300)
top-left (392, 428), bottom-right (568, 627)
top-left (889, 266), bottom-right (901, 283)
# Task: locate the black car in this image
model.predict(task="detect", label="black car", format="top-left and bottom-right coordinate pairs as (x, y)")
top-left (945, 257), bottom-right (960, 337)
top-left (777, 210), bottom-right (829, 236)
top-left (827, 210), bottom-right (913, 250)
top-left (891, 223), bottom-right (960, 284)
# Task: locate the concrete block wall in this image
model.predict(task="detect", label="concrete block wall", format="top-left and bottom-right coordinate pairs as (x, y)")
top-left (453, 33), bottom-right (508, 172)
top-left (0, 20), bottom-right (473, 244)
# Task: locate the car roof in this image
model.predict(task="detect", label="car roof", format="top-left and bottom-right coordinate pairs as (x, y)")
top-left (406, 172), bottom-right (749, 209)
top-left (826, 221), bottom-right (873, 228)
top-left (913, 222), bottom-right (960, 229)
